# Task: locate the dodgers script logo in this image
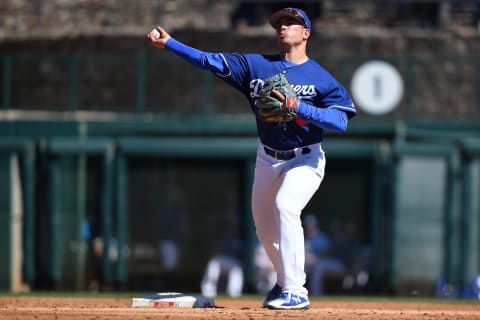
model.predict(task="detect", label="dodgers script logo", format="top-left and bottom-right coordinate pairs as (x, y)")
top-left (249, 79), bottom-right (317, 99)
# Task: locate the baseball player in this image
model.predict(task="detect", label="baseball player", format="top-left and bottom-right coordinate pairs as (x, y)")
top-left (147, 7), bottom-right (356, 309)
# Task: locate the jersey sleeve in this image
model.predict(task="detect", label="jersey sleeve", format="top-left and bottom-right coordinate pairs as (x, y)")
top-left (295, 66), bottom-right (355, 132)
top-left (165, 39), bottom-right (250, 92)
top-left (165, 38), bottom-right (230, 76)
top-left (212, 53), bottom-right (250, 92)
top-left (321, 78), bottom-right (356, 119)
top-left (297, 103), bottom-right (348, 132)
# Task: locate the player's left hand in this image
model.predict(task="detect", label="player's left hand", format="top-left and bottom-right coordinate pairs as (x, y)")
top-left (256, 73), bottom-right (298, 123)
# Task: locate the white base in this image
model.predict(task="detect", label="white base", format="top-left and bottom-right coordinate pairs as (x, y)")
top-left (131, 292), bottom-right (215, 308)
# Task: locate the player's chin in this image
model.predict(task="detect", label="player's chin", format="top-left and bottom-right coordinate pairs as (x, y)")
top-left (277, 39), bottom-right (287, 47)
top-left (278, 38), bottom-right (293, 46)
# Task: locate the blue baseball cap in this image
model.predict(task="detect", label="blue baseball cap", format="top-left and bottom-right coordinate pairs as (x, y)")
top-left (270, 7), bottom-right (312, 30)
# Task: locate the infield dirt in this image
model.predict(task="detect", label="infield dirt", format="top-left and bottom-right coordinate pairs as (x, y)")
top-left (0, 296), bottom-right (479, 319)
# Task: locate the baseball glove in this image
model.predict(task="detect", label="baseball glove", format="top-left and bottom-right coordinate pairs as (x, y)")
top-left (255, 73), bottom-right (299, 123)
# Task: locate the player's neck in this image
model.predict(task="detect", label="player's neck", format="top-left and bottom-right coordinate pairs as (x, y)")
top-left (280, 45), bottom-right (308, 64)
top-left (281, 50), bottom-right (308, 64)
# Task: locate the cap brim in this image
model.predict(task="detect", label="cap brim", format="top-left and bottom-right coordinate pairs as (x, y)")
top-left (269, 11), bottom-right (307, 29)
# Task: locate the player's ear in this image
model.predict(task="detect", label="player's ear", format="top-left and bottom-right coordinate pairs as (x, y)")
top-left (303, 28), bottom-right (310, 41)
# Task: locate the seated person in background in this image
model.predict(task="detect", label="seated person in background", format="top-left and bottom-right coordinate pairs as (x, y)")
top-left (200, 232), bottom-right (245, 298)
top-left (253, 241), bottom-right (276, 295)
top-left (304, 214), bottom-right (346, 296)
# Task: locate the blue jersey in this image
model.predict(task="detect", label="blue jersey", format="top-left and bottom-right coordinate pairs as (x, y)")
top-left (166, 39), bottom-right (356, 150)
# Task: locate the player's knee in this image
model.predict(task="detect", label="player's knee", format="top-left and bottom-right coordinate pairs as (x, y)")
top-left (273, 198), bottom-right (300, 217)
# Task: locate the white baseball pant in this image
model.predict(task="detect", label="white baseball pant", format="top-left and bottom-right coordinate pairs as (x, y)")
top-left (252, 142), bottom-right (325, 297)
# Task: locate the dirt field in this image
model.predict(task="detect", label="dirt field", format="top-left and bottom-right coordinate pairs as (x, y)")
top-left (0, 296), bottom-right (479, 320)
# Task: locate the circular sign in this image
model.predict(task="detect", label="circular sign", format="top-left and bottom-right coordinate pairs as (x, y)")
top-left (351, 60), bottom-right (404, 115)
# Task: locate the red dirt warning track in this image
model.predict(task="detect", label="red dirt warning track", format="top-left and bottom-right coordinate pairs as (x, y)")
top-left (0, 296), bottom-right (479, 319)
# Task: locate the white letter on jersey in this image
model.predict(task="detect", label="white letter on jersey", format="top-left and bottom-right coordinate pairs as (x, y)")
top-left (293, 85), bottom-right (317, 98)
top-left (250, 79), bottom-right (265, 98)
